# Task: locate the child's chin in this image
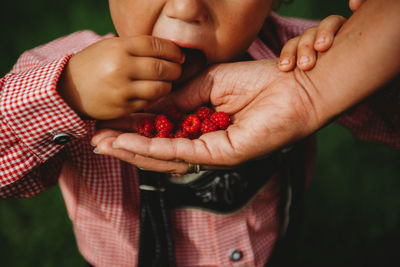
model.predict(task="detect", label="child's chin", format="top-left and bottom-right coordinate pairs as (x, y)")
top-left (174, 48), bottom-right (207, 88)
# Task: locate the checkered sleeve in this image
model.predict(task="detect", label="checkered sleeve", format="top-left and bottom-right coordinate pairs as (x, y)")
top-left (0, 30), bottom-right (106, 197)
top-left (337, 80), bottom-right (400, 149)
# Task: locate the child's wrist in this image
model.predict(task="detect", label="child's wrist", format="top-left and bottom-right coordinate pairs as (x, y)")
top-left (57, 59), bottom-right (92, 120)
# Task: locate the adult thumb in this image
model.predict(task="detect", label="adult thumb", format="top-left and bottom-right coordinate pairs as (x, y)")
top-left (169, 66), bottom-right (216, 112)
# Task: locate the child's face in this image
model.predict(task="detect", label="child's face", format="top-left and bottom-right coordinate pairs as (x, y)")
top-left (109, 0), bottom-right (274, 64)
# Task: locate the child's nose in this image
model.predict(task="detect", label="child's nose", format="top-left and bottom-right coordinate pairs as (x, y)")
top-left (164, 0), bottom-right (208, 24)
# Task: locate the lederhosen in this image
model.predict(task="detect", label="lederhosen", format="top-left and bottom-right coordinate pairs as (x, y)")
top-left (137, 139), bottom-right (310, 267)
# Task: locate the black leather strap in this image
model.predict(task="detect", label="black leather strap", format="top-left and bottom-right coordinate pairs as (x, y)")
top-left (137, 170), bottom-right (175, 267)
top-left (265, 141), bottom-right (309, 267)
top-left (136, 151), bottom-right (281, 267)
top-left (167, 153), bottom-right (279, 214)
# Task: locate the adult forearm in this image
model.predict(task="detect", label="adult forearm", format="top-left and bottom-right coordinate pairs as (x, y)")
top-left (301, 0), bottom-right (400, 125)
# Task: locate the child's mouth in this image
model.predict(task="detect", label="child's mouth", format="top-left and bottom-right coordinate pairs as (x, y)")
top-left (174, 48), bottom-right (207, 87)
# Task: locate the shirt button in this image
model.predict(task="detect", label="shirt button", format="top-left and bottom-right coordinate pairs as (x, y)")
top-left (230, 250), bottom-right (243, 262)
top-left (52, 133), bottom-right (72, 145)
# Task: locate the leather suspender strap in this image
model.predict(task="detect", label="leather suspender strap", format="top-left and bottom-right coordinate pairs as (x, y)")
top-left (266, 140), bottom-right (309, 267)
top-left (137, 170), bottom-right (176, 267)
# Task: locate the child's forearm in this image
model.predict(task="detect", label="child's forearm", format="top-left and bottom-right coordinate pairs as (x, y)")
top-left (299, 0), bottom-right (400, 126)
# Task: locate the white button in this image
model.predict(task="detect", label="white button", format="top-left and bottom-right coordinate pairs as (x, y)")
top-left (230, 250), bottom-right (243, 262)
top-left (52, 133), bottom-right (72, 145)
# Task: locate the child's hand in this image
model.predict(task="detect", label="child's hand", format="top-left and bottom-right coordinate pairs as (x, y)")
top-left (278, 0), bottom-right (366, 72)
top-left (349, 0), bottom-right (365, 12)
top-left (58, 36), bottom-right (185, 120)
top-left (279, 15), bottom-right (346, 71)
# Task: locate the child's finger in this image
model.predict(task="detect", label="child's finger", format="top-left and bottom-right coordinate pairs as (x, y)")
top-left (314, 15), bottom-right (347, 52)
top-left (296, 26), bottom-right (318, 71)
top-left (124, 36), bottom-right (185, 64)
top-left (128, 57), bottom-right (182, 81)
top-left (279, 36), bottom-right (299, 71)
top-left (127, 80), bottom-right (172, 101)
top-left (95, 113), bottom-right (156, 132)
top-left (126, 99), bottom-right (150, 113)
top-left (349, 0), bottom-right (364, 12)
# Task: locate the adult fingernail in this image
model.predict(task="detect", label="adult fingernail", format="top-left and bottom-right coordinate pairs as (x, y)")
top-left (299, 56), bottom-right (309, 65)
top-left (93, 147), bottom-right (102, 154)
top-left (112, 142), bottom-right (119, 149)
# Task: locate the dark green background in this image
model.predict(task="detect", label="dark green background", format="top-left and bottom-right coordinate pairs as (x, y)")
top-left (1, 0), bottom-right (399, 266)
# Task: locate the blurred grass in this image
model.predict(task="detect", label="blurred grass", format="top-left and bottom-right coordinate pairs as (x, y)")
top-left (1, 0), bottom-right (399, 266)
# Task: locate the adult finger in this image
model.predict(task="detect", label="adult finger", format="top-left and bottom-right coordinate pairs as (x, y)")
top-left (111, 129), bottom-right (242, 166)
top-left (146, 68), bottom-right (214, 113)
top-left (314, 15), bottom-right (347, 51)
top-left (123, 36), bottom-right (185, 64)
top-left (95, 136), bottom-right (222, 174)
top-left (91, 128), bottom-right (123, 147)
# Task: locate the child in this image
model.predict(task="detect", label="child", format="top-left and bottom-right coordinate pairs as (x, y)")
top-left (1, 0), bottom-right (351, 266)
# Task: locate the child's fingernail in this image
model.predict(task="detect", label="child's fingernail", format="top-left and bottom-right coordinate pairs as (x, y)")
top-left (93, 147), bottom-right (101, 154)
top-left (299, 56), bottom-right (309, 65)
top-left (279, 58), bottom-right (290, 66)
top-left (316, 36), bottom-right (325, 44)
top-left (112, 142), bottom-right (119, 149)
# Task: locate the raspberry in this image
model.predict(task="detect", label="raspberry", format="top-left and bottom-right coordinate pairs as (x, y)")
top-left (143, 105), bottom-right (229, 140)
top-left (174, 129), bottom-right (189, 138)
top-left (141, 131), bottom-right (154, 138)
top-left (138, 118), bottom-right (154, 137)
top-left (155, 114), bottom-right (174, 133)
top-left (162, 105), bottom-right (183, 121)
top-left (155, 131), bottom-right (174, 138)
top-left (201, 119), bottom-right (218, 134)
top-left (196, 106), bottom-right (213, 121)
top-left (210, 112), bottom-right (230, 130)
top-left (182, 114), bottom-right (201, 134)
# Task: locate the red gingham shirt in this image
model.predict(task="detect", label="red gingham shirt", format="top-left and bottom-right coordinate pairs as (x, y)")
top-left (0, 13), bottom-right (398, 267)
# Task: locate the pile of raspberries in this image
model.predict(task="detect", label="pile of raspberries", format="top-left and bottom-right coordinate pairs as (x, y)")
top-left (138, 105), bottom-right (230, 139)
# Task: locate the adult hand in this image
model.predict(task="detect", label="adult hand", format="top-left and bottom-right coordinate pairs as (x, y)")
top-left (92, 59), bottom-right (321, 173)
top-left (92, 0), bottom-right (400, 174)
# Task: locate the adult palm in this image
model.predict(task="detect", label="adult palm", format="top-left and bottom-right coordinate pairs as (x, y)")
top-left (92, 59), bottom-right (320, 173)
